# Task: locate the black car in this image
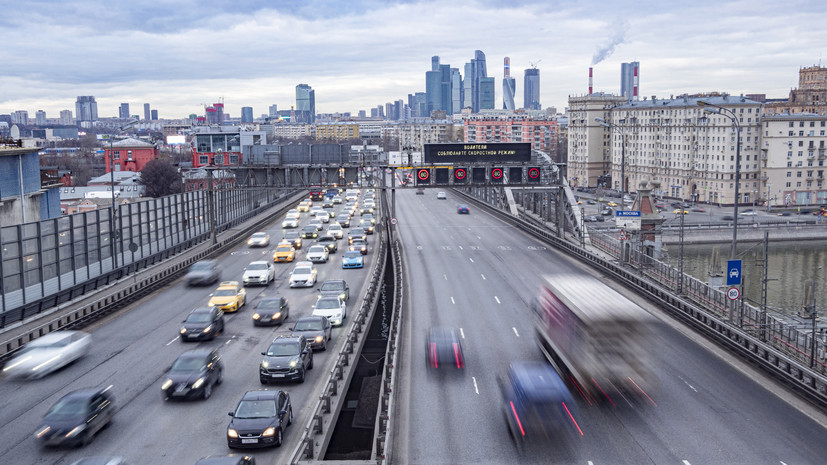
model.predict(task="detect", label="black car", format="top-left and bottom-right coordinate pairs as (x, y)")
top-left (301, 225), bottom-right (319, 239)
top-left (319, 279), bottom-right (349, 301)
top-left (260, 335), bottom-right (313, 384)
top-left (426, 327), bottom-right (465, 370)
top-left (252, 297), bottom-right (289, 326)
top-left (348, 238), bottom-right (368, 255)
top-left (227, 390), bottom-right (292, 449)
top-left (358, 219), bottom-right (374, 234)
top-left (195, 456), bottom-right (256, 465)
top-left (316, 235), bottom-right (338, 253)
top-left (348, 227), bottom-right (367, 244)
top-left (290, 316), bottom-right (332, 351)
top-left (283, 231), bottom-right (302, 249)
top-left (36, 386), bottom-right (115, 447)
top-left (185, 260), bottom-right (220, 286)
top-left (180, 307), bottom-right (224, 341)
top-left (161, 348), bottom-right (223, 400)
top-left (335, 214), bottom-right (350, 227)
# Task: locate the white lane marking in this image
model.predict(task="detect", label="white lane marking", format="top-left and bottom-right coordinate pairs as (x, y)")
top-left (780, 462), bottom-right (788, 465)
top-left (476, 235), bottom-right (481, 240)
top-left (683, 461), bottom-right (692, 465)
top-left (165, 337), bottom-right (178, 346)
top-left (443, 274), bottom-right (448, 280)
top-left (512, 327), bottom-right (519, 337)
top-left (225, 339), bottom-right (232, 345)
top-left (588, 462), bottom-right (594, 465)
top-left (481, 274), bottom-right (486, 280)
top-left (458, 245), bottom-right (463, 250)
top-left (460, 328), bottom-right (465, 339)
top-left (451, 296), bottom-right (455, 304)
top-left (472, 376), bottom-right (479, 394)
top-left (469, 258), bottom-right (474, 263)
top-left (494, 296), bottom-right (501, 304)
top-left (678, 375), bottom-right (698, 392)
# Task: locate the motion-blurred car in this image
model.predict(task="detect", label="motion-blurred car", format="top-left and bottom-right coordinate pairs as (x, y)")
top-left (3, 331), bottom-right (91, 380)
top-left (179, 306), bottom-right (224, 341)
top-left (312, 296), bottom-right (347, 326)
top-left (242, 261), bottom-right (275, 286)
top-left (348, 238), bottom-right (368, 255)
top-left (194, 456), bottom-right (256, 465)
top-left (208, 281), bottom-right (246, 313)
top-left (316, 234), bottom-right (339, 253)
top-left (358, 219), bottom-right (374, 234)
top-left (161, 348), bottom-right (223, 400)
top-left (319, 279), bottom-right (349, 301)
top-left (273, 244), bottom-right (296, 263)
top-left (326, 224), bottom-right (344, 240)
top-left (691, 207), bottom-right (706, 213)
top-left (227, 390), bottom-right (292, 449)
top-left (259, 335), bottom-right (313, 384)
top-left (740, 210), bottom-right (757, 216)
top-left (285, 209), bottom-right (300, 219)
top-left (307, 219), bottom-right (323, 231)
top-left (306, 245), bottom-right (330, 264)
top-left (342, 251), bottom-right (364, 269)
top-left (456, 204), bottom-right (470, 214)
top-left (252, 296), bottom-right (289, 326)
top-left (185, 260), bottom-right (220, 286)
top-left (290, 316), bottom-right (332, 350)
top-left (607, 201), bottom-right (619, 207)
top-left (416, 187), bottom-right (425, 195)
top-left (281, 216), bottom-right (299, 228)
top-left (426, 327), bottom-right (465, 370)
top-left (348, 227), bottom-right (367, 244)
top-left (282, 232), bottom-right (302, 249)
top-left (247, 232), bottom-right (270, 247)
top-left (673, 209), bottom-right (689, 215)
top-left (35, 386), bottom-right (115, 447)
top-left (69, 458), bottom-right (130, 465)
top-left (437, 192), bottom-right (447, 199)
top-left (360, 205), bottom-right (374, 214)
top-left (289, 262), bottom-right (318, 287)
top-left (301, 225), bottom-right (319, 239)
top-left (500, 361), bottom-right (579, 449)
top-left (296, 202), bottom-right (310, 213)
top-left (777, 211), bottom-right (792, 216)
top-left (309, 206), bottom-right (324, 216)
top-left (321, 198), bottom-right (334, 208)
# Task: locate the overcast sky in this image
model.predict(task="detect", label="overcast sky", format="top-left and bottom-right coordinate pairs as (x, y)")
top-left (2, 0), bottom-right (826, 120)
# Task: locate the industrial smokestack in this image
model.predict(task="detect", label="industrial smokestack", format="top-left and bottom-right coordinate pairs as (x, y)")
top-left (633, 63), bottom-right (639, 99)
top-left (504, 57), bottom-right (510, 77)
top-left (589, 67), bottom-right (593, 95)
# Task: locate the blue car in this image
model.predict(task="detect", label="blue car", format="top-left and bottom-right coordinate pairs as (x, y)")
top-left (457, 204), bottom-right (470, 214)
top-left (342, 251), bottom-right (364, 269)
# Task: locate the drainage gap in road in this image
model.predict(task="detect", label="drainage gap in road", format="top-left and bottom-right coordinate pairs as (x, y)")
top-left (324, 248), bottom-right (394, 460)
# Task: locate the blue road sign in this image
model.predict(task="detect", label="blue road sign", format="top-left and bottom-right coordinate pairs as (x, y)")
top-left (615, 211), bottom-right (641, 217)
top-left (726, 259), bottom-right (742, 286)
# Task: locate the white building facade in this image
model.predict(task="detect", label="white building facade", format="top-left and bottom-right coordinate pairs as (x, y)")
top-left (761, 113), bottom-right (827, 207)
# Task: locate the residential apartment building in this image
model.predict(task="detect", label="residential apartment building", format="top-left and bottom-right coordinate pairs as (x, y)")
top-left (463, 115), bottom-right (557, 153)
top-left (764, 65), bottom-right (827, 116)
top-left (104, 138), bottom-right (159, 173)
top-left (272, 123), bottom-right (313, 139)
top-left (315, 122), bottom-right (360, 141)
top-left (761, 113), bottom-right (827, 206)
top-left (566, 93), bottom-right (626, 187)
top-left (393, 121), bottom-right (459, 152)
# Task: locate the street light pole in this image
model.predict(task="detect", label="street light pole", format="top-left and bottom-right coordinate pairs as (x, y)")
top-left (698, 101), bottom-right (741, 260)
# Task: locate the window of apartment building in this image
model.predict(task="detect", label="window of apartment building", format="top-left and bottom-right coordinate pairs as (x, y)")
top-left (799, 151), bottom-right (804, 156)
top-left (798, 161), bottom-right (804, 167)
top-left (199, 155), bottom-right (208, 165)
top-left (113, 150), bottom-right (120, 159)
top-left (789, 131), bottom-right (794, 136)
top-left (799, 131), bottom-right (805, 136)
top-left (808, 170), bottom-right (813, 177)
top-left (809, 161), bottom-right (814, 167)
top-left (786, 182), bottom-right (792, 187)
top-left (810, 131), bottom-right (815, 136)
top-left (789, 122), bottom-right (794, 127)
top-left (800, 122), bottom-right (805, 127)
top-left (797, 171), bottom-right (802, 177)
top-left (788, 161), bottom-right (793, 167)
top-left (797, 182), bottom-right (802, 187)
top-left (810, 121), bottom-right (815, 127)
top-left (821, 131), bottom-right (826, 136)
top-left (799, 141), bottom-right (804, 146)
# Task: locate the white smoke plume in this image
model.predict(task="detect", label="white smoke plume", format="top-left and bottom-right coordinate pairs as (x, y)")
top-left (592, 20), bottom-right (628, 65)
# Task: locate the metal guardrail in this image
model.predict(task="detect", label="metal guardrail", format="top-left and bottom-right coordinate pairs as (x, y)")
top-left (458, 188), bottom-right (827, 409)
top-left (287, 197), bottom-right (389, 464)
top-left (0, 191), bottom-right (306, 363)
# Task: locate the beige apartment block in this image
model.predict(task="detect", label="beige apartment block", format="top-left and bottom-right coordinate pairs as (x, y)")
top-left (765, 66), bottom-right (827, 116)
top-left (272, 123), bottom-right (313, 139)
top-left (315, 122), bottom-right (360, 141)
top-left (760, 113), bottom-right (827, 207)
top-left (567, 93), bottom-right (626, 187)
top-left (393, 122), bottom-right (459, 151)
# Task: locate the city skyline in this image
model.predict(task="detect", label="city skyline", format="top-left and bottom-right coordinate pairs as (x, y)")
top-left (2, 0), bottom-right (826, 119)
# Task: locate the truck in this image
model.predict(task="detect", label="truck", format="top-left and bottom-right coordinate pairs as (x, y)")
top-left (534, 273), bottom-right (656, 405)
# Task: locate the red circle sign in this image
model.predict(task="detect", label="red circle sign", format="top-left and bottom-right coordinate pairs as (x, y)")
top-left (491, 168), bottom-right (503, 179)
top-left (727, 287), bottom-right (740, 300)
top-left (454, 168), bottom-right (466, 180)
top-left (417, 169), bottom-right (429, 180)
top-left (528, 167), bottom-right (540, 179)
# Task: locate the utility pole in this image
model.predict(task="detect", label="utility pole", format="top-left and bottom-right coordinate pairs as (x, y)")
top-left (678, 209), bottom-right (685, 294)
top-left (206, 168), bottom-right (217, 246)
top-left (760, 231), bottom-right (769, 342)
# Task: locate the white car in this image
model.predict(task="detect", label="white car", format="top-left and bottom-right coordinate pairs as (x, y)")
top-left (327, 224), bottom-right (344, 239)
top-left (312, 296), bottom-right (347, 326)
top-left (289, 262), bottom-right (318, 287)
top-left (2, 331), bottom-right (91, 379)
top-left (437, 192), bottom-right (447, 199)
top-left (332, 195), bottom-right (343, 204)
top-left (282, 217), bottom-right (300, 228)
top-left (306, 245), bottom-right (330, 263)
top-left (317, 211), bottom-right (331, 223)
top-left (247, 232), bottom-right (271, 247)
top-left (286, 209), bottom-right (300, 218)
top-left (243, 260), bottom-right (275, 286)
top-left (309, 206), bottom-right (324, 216)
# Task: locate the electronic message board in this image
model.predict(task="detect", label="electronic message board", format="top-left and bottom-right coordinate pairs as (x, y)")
top-left (424, 143), bottom-right (532, 164)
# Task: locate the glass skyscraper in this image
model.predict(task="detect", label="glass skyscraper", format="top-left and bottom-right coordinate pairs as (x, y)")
top-left (295, 84), bottom-right (315, 123)
top-left (524, 68), bottom-right (540, 110)
top-left (503, 57), bottom-right (516, 110)
top-left (241, 106), bottom-right (253, 123)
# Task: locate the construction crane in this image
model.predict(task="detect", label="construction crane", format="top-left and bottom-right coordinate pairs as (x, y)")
top-left (529, 59), bottom-right (542, 69)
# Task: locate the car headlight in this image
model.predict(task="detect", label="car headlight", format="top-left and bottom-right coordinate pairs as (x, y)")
top-left (202, 325), bottom-right (213, 333)
top-left (248, 240), bottom-right (253, 245)
top-left (262, 427), bottom-right (276, 437)
top-left (289, 359), bottom-right (298, 368)
top-left (192, 377), bottom-right (205, 389)
top-left (252, 313), bottom-right (261, 320)
top-left (261, 361), bottom-right (269, 368)
top-left (273, 312), bottom-right (281, 319)
top-left (65, 424), bottom-right (86, 438)
top-left (339, 293), bottom-right (346, 300)
top-left (35, 426), bottom-right (51, 438)
top-left (315, 335), bottom-right (323, 343)
top-left (227, 428), bottom-right (239, 438)
top-left (180, 328), bottom-right (187, 334)
top-left (161, 379), bottom-right (173, 390)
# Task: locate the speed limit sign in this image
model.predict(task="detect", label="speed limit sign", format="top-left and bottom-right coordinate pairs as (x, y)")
top-left (390, 218), bottom-right (398, 225)
top-left (727, 287), bottom-right (740, 300)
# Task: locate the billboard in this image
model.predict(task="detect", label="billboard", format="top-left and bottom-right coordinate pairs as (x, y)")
top-left (166, 135), bottom-right (187, 145)
top-left (423, 143), bottom-right (531, 164)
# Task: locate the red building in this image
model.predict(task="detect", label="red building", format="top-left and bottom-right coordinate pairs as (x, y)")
top-left (104, 138), bottom-right (159, 173)
top-left (463, 116), bottom-right (558, 153)
top-left (191, 131), bottom-right (243, 168)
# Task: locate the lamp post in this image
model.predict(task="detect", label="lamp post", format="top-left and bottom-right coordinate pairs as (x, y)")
top-left (697, 101), bottom-right (741, 260)
top-left (595, 117), bottom-right (626, 200)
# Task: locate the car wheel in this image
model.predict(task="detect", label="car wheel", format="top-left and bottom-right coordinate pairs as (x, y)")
top-left (298, 368), bottom-right (305, 384)
top-left (216, 368), bottom-right (223, 385)
top-left (203, 382), bottom-right (212, 400)
top-left (274, 428), bottom-right (283, 447)
top-left (287, 406), bottom-right (293, 426)
top-left (81, 430), bottom-right (95, 447)
top-left (260, 377), bottom-right (268, 385)
top-left (308, 357), bottom-right (314, 370)
top-left (321, 340), bottom-right (327, 351)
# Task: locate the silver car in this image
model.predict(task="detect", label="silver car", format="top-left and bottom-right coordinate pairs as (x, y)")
top-left (185, 260), bottom-right (220, 286)
top-left (3, 331), bottom-right (91, 379)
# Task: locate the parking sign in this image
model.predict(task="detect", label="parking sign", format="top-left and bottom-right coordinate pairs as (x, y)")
top-left (726, 259), bottom-right (742, 286)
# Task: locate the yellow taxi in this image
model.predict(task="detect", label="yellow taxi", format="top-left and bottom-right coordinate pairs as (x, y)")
top-left (607, 201), bottom-right (619, 207)
top-left (297, 201), bottom-right (311, 213)
top-left (273, 243), bottom-right (296, 263)
top-left (207, 281), bottom-right (247, 313)
top-left (673, 209), bottom-right (689, 215)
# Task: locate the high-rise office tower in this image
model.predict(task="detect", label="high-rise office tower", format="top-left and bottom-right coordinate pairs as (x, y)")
top-left (241, 106), bottom-right (253, 123)
top-left (35, 110), bottom-right (47, 126)
top-left (426, 56), bottom-right (456, 116)
top-left (295, 84), bottom-right (315, 123)
top-left (461, 50), bottom-right (488, 112)
top-left (143, 103), bottom-right (151, 121)
top-left (385, 102), bottom-right (394, 120)
top-left (12, 110), bottom-right (29, 125)
top-left (268, 104), bottom-right (278, 117)
top-left (451, 68), bottom-right (462, 114)
top-left (151, 109), bottom-right (158, 120)
top-left (479, 77), bottom-right (495, 110)
top-left (431, 55), bottom-right (440, 71)
top-left (413, 92), bottom-right (427, 118)
top-left (59, 110), bottom-right (73, 125)
top-left (439, 64), bottom-right (452, 113)
top-left (463, 62), bottom-right (474, 109)
top-left (213, 102), bottom-right (224, 123)
top-left (119, 103), bottom-right (130, 119)
top-left (425, 69), bottom-right (442, 116)
top-left (394, 100), bottom-right (404, 121)
top-left (524, 68), bottom-right (540, 110)
top-left (620, 61), bottom-right (640, 101)
top-left (75, 96), bottom-right (98, 124)
top-left (503, 57), bottom-right (516, 110)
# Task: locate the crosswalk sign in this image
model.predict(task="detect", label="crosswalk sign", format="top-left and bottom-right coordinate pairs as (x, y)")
top-left (618, 230), bottom-right (628, 241)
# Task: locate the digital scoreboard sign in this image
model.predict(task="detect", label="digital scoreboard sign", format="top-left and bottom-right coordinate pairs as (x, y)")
top-left (423, 143), bottom-right (532, 164)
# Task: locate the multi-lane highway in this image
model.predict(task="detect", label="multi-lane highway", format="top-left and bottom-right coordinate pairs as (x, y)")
top-left (0, 192), bottom-right (378, 464)
top-left (393, 188), bottom-right (827, 465)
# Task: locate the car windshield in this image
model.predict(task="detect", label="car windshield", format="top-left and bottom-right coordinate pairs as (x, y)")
top-left (234, 399), bottom-right (277, 419)
top-left (170, 356), bottom-right (206, 372)
top-left (351, 240), bottom-right (366, 246)
top-left (315, 299), bottom-right (340, 310)
top-left (185, 312), bottom-right (212, 323)
top-left (46, 397), bottom-right (87, 419)
top-left (351, 229), bottom-right (365, 234)
top-left (294, 320), bottom-right (322, 331)
top-left (266, 342), bottom-right (299, 357)
top-left (251, 233), bottom-right (267, 240)
top-left (321, 282), bottom-right (343, 291)
top-left (344, 251), bottom-right (361, 258)
top-left (213, 289), bottom-right (236, 297)
top-left (285, 232), bottom-right (299, 239)
top-left (276, 246), bottom-right (292, 253)
top-left (294, 267), bottom-right (312, 275)
top-left (329, 225), bottom-right (341, 230)
top-left (190, 262), bottom-right (213, 271)
top-left (248, 263), bottom-right (268, 270)
top-left (256, 299), bottom-right (281, 309)
top-left (309, 246), bottom-right (326, 253)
